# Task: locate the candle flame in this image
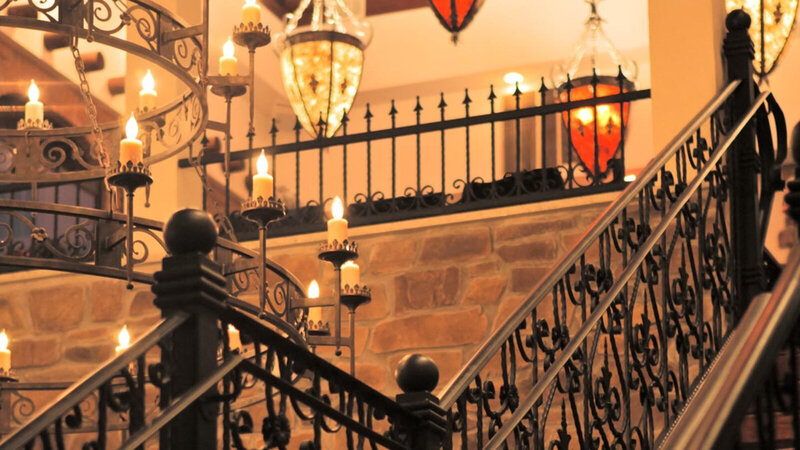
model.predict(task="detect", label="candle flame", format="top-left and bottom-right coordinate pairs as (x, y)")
top-left (223, 38), bottom-right (235, 59)
top-left (0, 330), bottom-right (8, 352)
top-left (256, 150), bottom-right (269, 175)
top-left (245, 0), bottom-right (256, 5)
top-left (28, 79), bottom-right (39, 103)
top-left (228, 324), bottom-right (239, 333)
top-left (125, 113), bottom-right (138, 140)
top-left (118, 325), bottom-right (130, 349)
top-left (141, 69), bottom-right (155, 93)
top-left (332, 196), bottom-right (344, 220)
top-left (308, 280), bottom-right (320, 298)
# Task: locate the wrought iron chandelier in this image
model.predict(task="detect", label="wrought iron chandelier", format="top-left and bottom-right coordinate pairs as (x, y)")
top-left (276, 0), bottom-right (372, 138)
top-left (428, 0), bottom-right (486, 43)
top-left (726, 0), bottom-right (798, 78)
top-left (552, 0), bottom-right (637, 181)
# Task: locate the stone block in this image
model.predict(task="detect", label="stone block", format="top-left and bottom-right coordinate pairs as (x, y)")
top-left (67, 325), bottom-right (115, 343)
top-left (510, 267), bottom-right (549, 293)
top-left (467, 261), bottom-right (499, 276)
top-left (497, 240), bottom-right (558, 263)
top-left (356, 282), bottom-right (388, 320)
top-left (64, 343), bottom-right (114, 363)
top-left (395, 267), bottom-right (460, 312)
top-left (91, 280), bottom-right (126, 321)
top-left (494, 217), bottom-right (577, 242)
top-left (419, 228), bottom-right (490, 263)
top-left (29, 285), bottom-right (85, 332)
top-left (462, 275), bottom-right (506, 305)
top-left (0, 294), bottom-right (27, 331)
top-left (12, 337), bottom-right (60, 368)
top-left (271, 252), bottom-right (322, 287)
top-left (367, 240), bottom-right (417, 275)
top-left (369, 307), bottom-right (487, 353)
top-left (130, 290), bottom-right (157, 316)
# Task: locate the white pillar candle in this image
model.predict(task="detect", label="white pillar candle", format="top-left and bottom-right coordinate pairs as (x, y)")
top-left (327, 196), bottom-right (348, 244)
top-left (139, 69), bottom-right (157, 111)
top-left (25, 80), bottom-right (43, 124)
top-left (220, 38), bottom-right (238, 76)
top-left (115, 325), bottom-right (130, 355)
top-left (307, 280), bottom-right (322, 325)
top-left (120, 113), bottom-right (143, 166)
top-left (227, 324), bottom-right (242, 351)
top-left (242, 0), bottom-right (261, 25)
top-left (0, 330), bottom-right (10, 373)
top-left (252, 150), bottom-right (273, 201)
top-left (340, 261), bottom-right (360, 289)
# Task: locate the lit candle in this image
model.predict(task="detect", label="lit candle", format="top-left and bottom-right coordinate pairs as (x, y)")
top-left (228, 324), bottom-right (242, 351)
top-left (307, 280), bottom-right (322, 326)
top-left (139, 69), bottom-right (157, 111)
top-left (340, 261), bottom-right (360, 289)
top-left (242, 0), bottom-right (261, 25)
top-left (327, 196), bottom-right (348, 245)
top-left (0, 330), bottom-right (10, 374)
top-left (219, 38), bottom-right (238, 76)
top-left (25, 79), bottom-right (43, 125)
top-left (120, 113), bottom-right (143, 166)
top-left (115, 325), bottom-right (130, 354)
top-left (252, 150), bottom-right (273, 201)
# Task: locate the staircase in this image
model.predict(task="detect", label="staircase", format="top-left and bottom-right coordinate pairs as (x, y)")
top-left (0, 9), bottom-right (796, 450)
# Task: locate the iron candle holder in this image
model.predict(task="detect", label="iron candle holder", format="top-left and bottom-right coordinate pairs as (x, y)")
top-left (340, 284), bottom-right (371, 376)
top-left (241, 197), bottom-right (286, 316)
top-left (16, 118), bottom-right (52, 130)
top-left (106, 161), bottom-right (153, 289)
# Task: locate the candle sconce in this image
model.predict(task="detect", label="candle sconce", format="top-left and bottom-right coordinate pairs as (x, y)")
top-left (16, 118), bottom-right (52, 130)
top-left (241, 196), bottom-right (286, 315)
top-left (299, 239), bottom-right (371, 376)
top-left (106, 161), bottom-right (153, 289)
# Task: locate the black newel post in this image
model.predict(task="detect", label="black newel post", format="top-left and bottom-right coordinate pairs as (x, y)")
top-left (152, 209), bottom-right (228, 449)
top-left (724, 10), bottom-right (764, 318)
top-left (394, 354), bottom-right (447, 449)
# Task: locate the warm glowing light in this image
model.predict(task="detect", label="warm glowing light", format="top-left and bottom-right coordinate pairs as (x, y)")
top-left (308, 280), bottom-right (320, 299)
top-left (256, 151), bottom-right (268, 175)
top-left (331, 196), bottom-right (344, 220)
top-left (504, 72), bottom-right (523, 86)
top-left (245, 0), bottom-right (256, 5)
top-left (125, 113), bottom-right (138, 140)
top-left (428, 0), bottom-right (486, 42)
top-left (141, 70), bottom-right (155, 93)
top-left (576, 108), bottom-right (593, 124)
top-left (28, 80), bottom-right (40, 103)
top-left (624, 174), bottom-right (636, 182)
top-left (118, 325), bottom-right (130, 349)
top-left (223, 38), bottom-right (235, 59)
top-left (726, 0), bottom-right (798, 76)
top-left (280, 34), bottom-right (364, 137)
top-left (0, 330), bottom-right (7, 352)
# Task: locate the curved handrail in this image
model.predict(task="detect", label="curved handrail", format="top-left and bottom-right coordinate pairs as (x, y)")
top-left (438, 80), bottom-right (741, 408)
top-left (0, 313), bottom-right (189, 449)
top-left (657, 246), bottom-right (800, 449)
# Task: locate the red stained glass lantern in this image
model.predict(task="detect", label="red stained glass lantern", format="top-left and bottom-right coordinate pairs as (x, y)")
top-left (428, 0), bottom-right (486, 42)
top-left (559, 76), bottom-right (633, 177)
top-left (552, 0), bottom-right (638, 181)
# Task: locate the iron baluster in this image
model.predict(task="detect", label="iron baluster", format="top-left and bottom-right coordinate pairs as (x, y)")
top-left (463, 89), bottom-right (472, 202)
top-left (342, 111), bottom-right (349, 204)
top-left (617, 66), bottom-right (627, 181)
top-left (390, 100), bottom-right (398, 201)
top-left (565, 75), bottom-right (575, 189)
top-left (295, 118), bottom-right (301, 209)
top-left (591, 69), bottom-right (601, 186)
top-left (539, 78), bottom-right (548, 191)
top-left (439, 93), bottom-right (447, 196)
top-left (317, 116), bottom-right (325, 206)
top-left (415, 96), bottom-right (423, 193)
top-left (271, 119), bottom-right (278, 200)
top-left (489, 86), bottom-right (497, 185)
top-left (365, 104), bottom-right (373, 200)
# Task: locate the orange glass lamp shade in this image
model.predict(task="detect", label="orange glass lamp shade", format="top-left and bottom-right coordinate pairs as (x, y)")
top-left (559, 76), bottom-right (633, 178)
top-left (280, 31), bottom-right (365, 138)
top-left (428, 0), bottom-right (486, 42)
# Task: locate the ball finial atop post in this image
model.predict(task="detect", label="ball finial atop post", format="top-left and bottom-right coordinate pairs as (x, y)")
top-left (726, 8), bottom-right (751, 32)
top-left (395, 353), bottom-right (439, 393)
top-left (163, 209), bottom-right (218, 255)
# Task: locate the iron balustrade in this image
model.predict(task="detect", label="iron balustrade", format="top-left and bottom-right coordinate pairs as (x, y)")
top-left (179, 73), bottom-right (651, 239)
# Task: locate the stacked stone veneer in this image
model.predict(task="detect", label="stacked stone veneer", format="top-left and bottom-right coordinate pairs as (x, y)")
top-left (0, 199), bottom-right (609, 445)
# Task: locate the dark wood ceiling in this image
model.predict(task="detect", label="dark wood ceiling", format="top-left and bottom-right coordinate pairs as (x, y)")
top-left (260, 0), bottom-right (428, 18)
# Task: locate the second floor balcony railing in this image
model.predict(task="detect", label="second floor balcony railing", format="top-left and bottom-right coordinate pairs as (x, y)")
top-left (179, 70), bottom-right (652, 239)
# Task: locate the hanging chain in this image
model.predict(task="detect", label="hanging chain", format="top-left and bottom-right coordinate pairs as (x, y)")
top-left (70, 36), bottom-right (110, 169)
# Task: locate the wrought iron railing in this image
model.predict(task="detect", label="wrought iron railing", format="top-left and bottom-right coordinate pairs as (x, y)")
top-left (179, 72), bottom-right (651, 239)
top-left (434, 12), bottom-right (787, 448)
top-left (658, 245), bottom-right (800, 449)
top-left (0, 211), bottom-right (443, 449)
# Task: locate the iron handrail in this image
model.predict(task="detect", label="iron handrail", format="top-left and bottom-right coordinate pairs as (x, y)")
top-left (482, 89), bottom-right (771, 448)
top-left (0, 312), bottom-right (189, 449)
top-left (657, 247), bottom-right (800, 449)
top-left (438, 80), bottom-right (741, 409)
